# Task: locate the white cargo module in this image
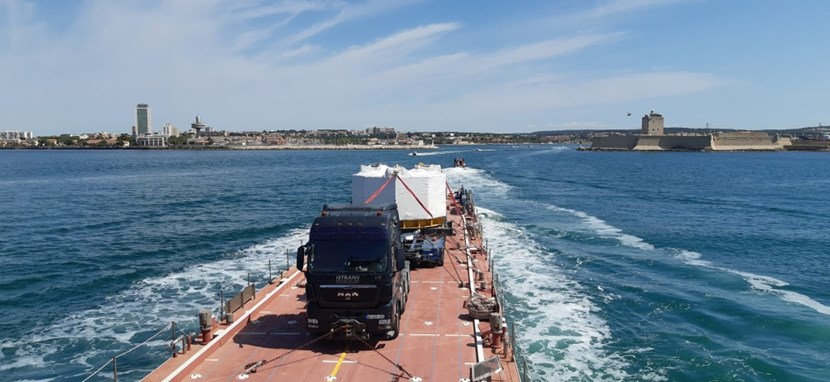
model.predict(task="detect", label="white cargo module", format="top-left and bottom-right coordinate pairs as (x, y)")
top-left (352, 164), bottom-right (447, 228)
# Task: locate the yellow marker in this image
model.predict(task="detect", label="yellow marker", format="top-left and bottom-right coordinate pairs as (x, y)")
top-left (329, 342), bottom-right (351, 377)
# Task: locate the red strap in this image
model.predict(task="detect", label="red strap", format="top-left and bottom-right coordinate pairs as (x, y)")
top-left (363, 174), bottom-right (395, 205)
top-left (446, 182), bottom-right (464, 216)
top-left (395, 174), bottom-right (433, 218)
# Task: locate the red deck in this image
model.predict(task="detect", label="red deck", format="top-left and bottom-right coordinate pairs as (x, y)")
top-left (144, 198), bottom-right (521, 382)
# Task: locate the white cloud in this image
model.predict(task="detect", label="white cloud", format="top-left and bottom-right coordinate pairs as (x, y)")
top-left (333, 22), bottom-right (460, 64)
top-left (0, 0), bottom-right (723, 134)
top-left (561, 0), bottom-right (684, 23)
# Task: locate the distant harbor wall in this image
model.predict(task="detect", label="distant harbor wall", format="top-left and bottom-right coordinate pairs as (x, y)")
top-left (711, 132), bottom-right (788, 151)
top-left (783, 141), bottom-right (830, 151)
top-left (590, 132), bottom-right (786, 151)
top-left (634, 135), bottom-right (711, 151)
top-left (588, 136), bottom-right (639, 150)
top-left (589, 135), bottom-right (710, 151)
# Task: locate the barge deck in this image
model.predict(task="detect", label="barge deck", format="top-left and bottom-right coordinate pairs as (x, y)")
top-left (144, 191), bottom-right (521, 382)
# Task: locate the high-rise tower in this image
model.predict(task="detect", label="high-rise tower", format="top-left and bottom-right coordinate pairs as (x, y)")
top-left (136, 104), bottom-right (152, 135)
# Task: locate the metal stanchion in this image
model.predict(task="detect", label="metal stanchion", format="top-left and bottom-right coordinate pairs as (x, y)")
top-left (219, 289), bottom-right (224, 323)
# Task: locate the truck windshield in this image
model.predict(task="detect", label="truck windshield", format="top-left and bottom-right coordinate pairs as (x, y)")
top-left (309, 240), bottom-right (388, 273)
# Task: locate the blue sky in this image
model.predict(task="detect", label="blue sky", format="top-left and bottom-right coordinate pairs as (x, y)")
top-left (1, 0), bottom-right (828, 136)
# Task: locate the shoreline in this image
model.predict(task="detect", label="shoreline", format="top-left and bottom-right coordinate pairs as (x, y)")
top-left (0, 144), bottom-right (439, 151)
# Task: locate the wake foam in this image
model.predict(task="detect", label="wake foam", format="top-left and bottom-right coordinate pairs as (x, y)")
top-left (443, 165), bottom-right (631, 380)
top-left (409, 150), bottom-right (455, 156)
top-left (543, 201), bottom-right (830, 317)
top-left (443, 166), bottom-right (512, 198)
top-left (546, 205), bottom-right (654, 250)
top-left (676, 251), bottom-right (830, 316)
top-left (0, 228), bottom-right (308, 376)
top-left (447, 165), bottom-right (829, 379)
top-left (478, 209), bottom-right (631, 380)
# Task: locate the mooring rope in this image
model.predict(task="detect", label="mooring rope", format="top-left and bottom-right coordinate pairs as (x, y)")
top-left (243, 325), bottom-right (348, 373)
top-left (353, 334), bottom-right (415, 379)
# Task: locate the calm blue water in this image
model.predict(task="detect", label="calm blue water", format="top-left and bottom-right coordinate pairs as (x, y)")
top-left (1, 147), bottom-right (829, 381)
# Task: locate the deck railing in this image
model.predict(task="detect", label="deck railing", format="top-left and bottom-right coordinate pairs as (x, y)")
top-left (81, 251), bottom-right (298, 381)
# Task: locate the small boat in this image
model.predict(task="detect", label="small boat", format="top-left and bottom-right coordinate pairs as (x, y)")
top-left (410, 152), bottom-right (419, 156)
top-left (475, 148), bottom-right (483, 152)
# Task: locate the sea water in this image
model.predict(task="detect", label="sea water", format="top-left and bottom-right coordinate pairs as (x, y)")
top-left (1, 147), bottom-right (828, 381)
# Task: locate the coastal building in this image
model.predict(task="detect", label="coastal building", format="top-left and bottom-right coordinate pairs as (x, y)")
top-left (367, 126), bottom-right (396, 136)
top-left (136, 104), bottom-right (151, 135)
top-left (162, 123), bottom-right (179, 137)
top-left (0, 131), bottom-right (35, 146)
top-left (135, 134), bottom-right (167, 147)
top-left (1, 131), bottom-right (34, 141)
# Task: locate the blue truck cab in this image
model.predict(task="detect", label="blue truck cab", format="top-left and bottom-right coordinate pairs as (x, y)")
top-left (297, 203), bottom-right (410, 340)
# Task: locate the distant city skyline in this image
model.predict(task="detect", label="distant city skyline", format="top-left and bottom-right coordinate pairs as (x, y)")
top-left (1, 0), bottom-right (829, 136)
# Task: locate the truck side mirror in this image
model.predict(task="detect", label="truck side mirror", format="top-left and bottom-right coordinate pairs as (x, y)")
top-left (297, 246), bottom-right (305, 271)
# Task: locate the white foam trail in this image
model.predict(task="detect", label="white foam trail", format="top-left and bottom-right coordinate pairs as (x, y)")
top-left (547, 205), bottom-right (655, 250)
top-left (446, 163), bottom-right (829, 376)
top-left (728, 271), bottom-right (830, 316)
top-left (443, 166), bottom-right (512, 198)
top-left (0, 228), bottom-right (309, 375)
top-left (676, 250), bottom-right (712, 267)
top-left (542, 200), bottom-right (830, 317)
top-left (675, 250), bottom-right (830, 316)
top-left (443, 165), bottom-right (632, 380)
top-left (549, 145), bottom-right (572, 151)
top-left (478, 209), bottom-right (631, 381)
top-left (519, 145), bottom-right (573, 157)
top-left (539, 203), bottom-right (830, 317)
top-left (409, 150), bottom-right (455, 156)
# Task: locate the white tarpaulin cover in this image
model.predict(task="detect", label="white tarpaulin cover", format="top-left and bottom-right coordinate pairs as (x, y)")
top-left (352, 164), bottom-right (447, 222)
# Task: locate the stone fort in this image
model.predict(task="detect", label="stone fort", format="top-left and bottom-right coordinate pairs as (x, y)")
top-left (589, 111), bottom-right (789, 151)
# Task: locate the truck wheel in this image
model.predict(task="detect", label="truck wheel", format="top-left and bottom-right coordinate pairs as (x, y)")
top-left (388, 304), bottom-right (401, 340)
top-left (437, 255), bottom-right (444, 267)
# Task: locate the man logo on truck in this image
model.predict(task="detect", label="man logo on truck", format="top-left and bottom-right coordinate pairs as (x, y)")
top-left (337, 291), bottom-right (360, 299)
